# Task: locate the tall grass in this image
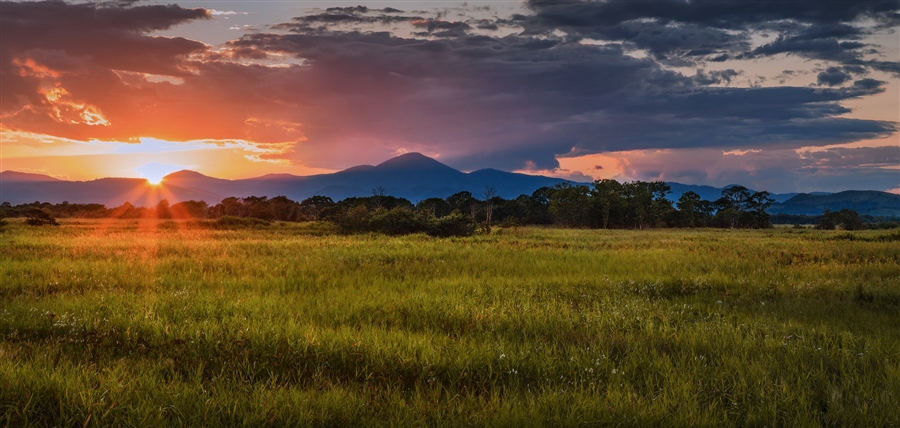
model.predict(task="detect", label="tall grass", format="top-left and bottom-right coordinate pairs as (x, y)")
top-left (1, 219), bottom-right (898, 426)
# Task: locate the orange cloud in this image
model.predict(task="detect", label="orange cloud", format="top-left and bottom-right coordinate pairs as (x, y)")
top-left (12, 56), bottom-right (61, 78)
top-left (37, 83), bottom-right (111, 127)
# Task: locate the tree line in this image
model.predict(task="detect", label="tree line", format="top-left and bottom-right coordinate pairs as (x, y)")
top-left (3, 180), bottom-right (893, 234)
top-left (0, 181), bottom-right (770, 229)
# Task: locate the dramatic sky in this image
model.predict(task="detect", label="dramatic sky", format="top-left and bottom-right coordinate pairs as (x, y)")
top-left (2, 0), bottom-right (898, 193)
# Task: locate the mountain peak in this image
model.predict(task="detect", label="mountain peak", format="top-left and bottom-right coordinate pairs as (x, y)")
top-left (163, 170), bottom-right (213, 180)
top-left (375, 152), bottom-right (453, 170)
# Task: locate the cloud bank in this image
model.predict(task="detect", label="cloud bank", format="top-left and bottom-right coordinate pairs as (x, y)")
top-left (1, 0), bottom-right (897, 191)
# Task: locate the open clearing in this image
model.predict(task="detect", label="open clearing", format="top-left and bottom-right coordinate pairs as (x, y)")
top-left (1, 219), bottom-right (898, 426)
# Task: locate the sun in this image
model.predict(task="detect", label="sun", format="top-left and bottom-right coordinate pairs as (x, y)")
top-left (137, 162), bottom-right (184, 186)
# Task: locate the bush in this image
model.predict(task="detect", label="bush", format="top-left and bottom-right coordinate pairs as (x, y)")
top-left (333, 205), bottom-right (372, 234)
top-left (24, 208), bottom-right (59, 226)
top-left (369, 207), bottom-right (428, 235)
top-left (817, 209), bottom-right (863, 231)
top-left (427, 212), bottom-right (476, 238)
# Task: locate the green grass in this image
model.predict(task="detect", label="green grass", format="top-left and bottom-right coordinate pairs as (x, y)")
top-left (1, 219), bottom-right (898, 426)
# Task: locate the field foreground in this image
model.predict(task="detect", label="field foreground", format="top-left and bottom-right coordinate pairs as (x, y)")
top-left (1, 219), bottom-right (898, 426)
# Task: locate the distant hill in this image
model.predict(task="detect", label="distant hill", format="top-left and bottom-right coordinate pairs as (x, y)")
top-left (2, 155), bottom-right (897, 216)
top-left (666, 182), bottom-right (732, 203)
top-left (666, 184), bottom-right (895, 216)
top-left (0, 171), bottom-right (63, 183)
top-left (666, 182), bottom-right (831, 204)
top-left (0, 172), bottom-right (225, 207)
top-left (0, 153), bottom-right (567, 206)
top-left (768, 191), bottom-right (900, 216)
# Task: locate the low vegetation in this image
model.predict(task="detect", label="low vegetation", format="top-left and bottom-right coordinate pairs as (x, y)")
top-left (1, 219), bottom-right (898, 426)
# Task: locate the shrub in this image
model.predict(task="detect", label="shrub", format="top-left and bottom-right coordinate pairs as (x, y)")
top-left (24, 208), bottom-right (59, 226)
top-left (817, 209), bottom-right (863, 231)
top-left (369, 207), bottom-right (428, 235)
top-left (334, 205), bottom-right (372, 234)
top-left (427, 212), bottom-right (476, 238)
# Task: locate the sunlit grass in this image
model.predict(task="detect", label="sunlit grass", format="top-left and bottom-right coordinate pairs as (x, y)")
top-left (1, 219), bottom-right (898, 426)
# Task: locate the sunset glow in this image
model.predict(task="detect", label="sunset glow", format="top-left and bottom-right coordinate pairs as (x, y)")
top-left (0, 0), bottom-right (897, 193)
top-left (137, 162), bottom-right (184, 187)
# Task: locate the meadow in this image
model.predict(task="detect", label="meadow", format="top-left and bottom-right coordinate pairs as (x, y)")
top-left (1, 219), bottom-right (898, 426)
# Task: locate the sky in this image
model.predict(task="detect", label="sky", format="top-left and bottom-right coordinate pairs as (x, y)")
top-left (1, 0), bottom-right (898, 193)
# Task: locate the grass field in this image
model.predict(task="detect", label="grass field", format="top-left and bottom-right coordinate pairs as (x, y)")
top-left (1, 219), bottom-right (898, 426)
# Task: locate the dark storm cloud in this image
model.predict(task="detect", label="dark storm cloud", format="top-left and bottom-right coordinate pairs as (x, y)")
top-left (1, 0), bottom-right (208, 32)
top-left (520, 0), bottom-right (900, 72)
top-left (526, 0), bottom-right (899, 26)
top-left (411, 18), bottom-right (469, 34)
top-left (290, 6), bottom-right (415, 26)
top-left (276, 6), bottom-right (509, 40)
top-left (229, 11), bottom-right (896, 171)
top-left (801, 145), bottom-right (900, 169)
top-left (818, 67), bottom-right (852, 86)
top-left (695, 69), bottom-right (742, 85)
top-left (747, 37), bottom-right (866, 64)
top-left (854, 78), bottom-right (887, 90)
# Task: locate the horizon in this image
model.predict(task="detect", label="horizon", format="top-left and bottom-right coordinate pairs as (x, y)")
top-left (3, 150), bottom-right (894, 199)
top-left (1, 0), bottom-right (898, 194)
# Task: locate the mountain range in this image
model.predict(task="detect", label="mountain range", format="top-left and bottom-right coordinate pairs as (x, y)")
top-left (2, 153), bottom-right (898, 216)
top-left (0, 153), bottom-right (564, 207)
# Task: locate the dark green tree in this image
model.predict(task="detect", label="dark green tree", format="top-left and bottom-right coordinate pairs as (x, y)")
top-left (243, 196), bottom-right (272, 220)
top-left (170, 200), bottom-right (209, 219)
top-left (269, 196), bottom-right (300, 221)
top-left (446, 191), bottom-right (478, 218)
top-left (837, 209), bottom-right (864, 230)
top-left (676, 191), bottom-right (703, 227)
top-left (816, 209), bottom-right (863, 230)
top-left (592, 179), bottom-right (625, 229)
top-left (715, 186), bottom-right (751, 228)
top-left (519, 187), bottom-right (554, 225)
top-left (214, 197), bottom-right (245, 217)
top-left (722, 186), bottom-right (751, 211)
top-left (155, 199), bottom-right (172, 219)
top-left (622, 181), bottom-right (671, 229)
top-left (746, 191), bottom-right (774, 228)
top-left (300, 196), bottom-right (335, 221)
top-left (549, 183), bottom-right (594, 228)
top-left (416, 197), bottom-right (452, 218)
